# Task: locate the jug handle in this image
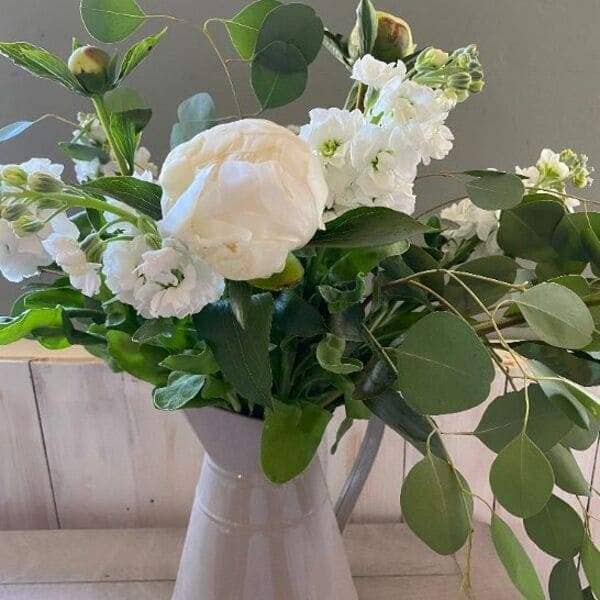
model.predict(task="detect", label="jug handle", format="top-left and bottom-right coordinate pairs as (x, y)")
top-left (334, 415), bottom-right (385, 531)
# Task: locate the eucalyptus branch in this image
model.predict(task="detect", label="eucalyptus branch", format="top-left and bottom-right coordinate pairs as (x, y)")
top-left (404, 279), bottom-right (468, 322)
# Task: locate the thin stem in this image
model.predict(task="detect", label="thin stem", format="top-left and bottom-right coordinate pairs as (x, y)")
top-left (91, 96), bottom-right (131, 176)
top-left (405, 279), bottom-right (468, 322)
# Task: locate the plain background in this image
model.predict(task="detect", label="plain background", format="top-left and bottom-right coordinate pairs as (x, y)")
top-left (0, 0), bottom-right (599, 309)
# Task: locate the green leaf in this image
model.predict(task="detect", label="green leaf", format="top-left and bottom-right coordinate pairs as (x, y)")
top-left (81, 177), bottom-right (162, 220)
top-left (402, 245), bottom-right (445, 295)
top-left (251, 41), bottom-right (308, 109)
top-left (581, 535), bottom-right (600, 598)
top-left (396, 312), bottom-right (494, 415)
top-left (106, 330), bottom-right (169, 386)
top-left (552, 212), bottom-right (600, 262)
top-left (225, 0), bottom-right (281, 60)
top-left (261, 399), bottom-right (331, 483)
top-left (273, 291), bottom-right (326, 338)
top-left (23, 287), bottom-right (86, 310)
top-left (316, 334), bottom-right (363, 375)
top-left (400, 455), bottom-right (472, 555)
top-left (444, 256), bottom-right (518, 315)
top-left (581, 225), bottom-right (600, 271)
top-left (319, 275), bottom-right (365, 313)
top-left (475, 385), bottom-right (573, 453)
top-left (489, 433), bottom-right (554, 517)
top-left (170, 93), bottom-right (217, 149)
top-left (545, 445), bottom-right (590, 496)
top-left (80, 0), bottom-right (147, 43)
top-left (256, 3), bottom-right (324, 65)
top-left (490, 514), bottom-right (545, 600)
top-left (354, 0), bottom-right (378, 57)
top-left (562, 419), bottom-right (599, 451)
top-left (368, 390), bottom-right (448, 459)
top-left (118, 28), bottom-right (167, 80)
top-left (0, 308), bottom-right (65, 345)
top-left (524, 495), bottom-right (584, 559)
top-left (330, 242), bottom-right (409, 283)
top-left (516, 283), bottom-right (594, 350)
top-left (153, 372), bottom-right (205, 411)
top-left (0, 42), bottom-right (83, 93)
top-left (466, 172), bottom-right (524, 210)
top-left (0, 120), bottom-right (35, 143)
top-left (497, 199), bottom-right (565, 262)
top-left (159, 347), bottom-right (219, 375)
top-left (194, 294), bottom-right (274, 407)
top-left (311, 207), bottom-right (432, 249)
top-left (549, 560), bottom-right (584, 600)
top-left (58, 142), bottom-right (110, 162)
top-left (514, 342), bottom-right (600, 387)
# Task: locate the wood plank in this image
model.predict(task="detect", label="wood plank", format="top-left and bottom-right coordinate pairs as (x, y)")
top-left (0, 360), bottom-right (57, 530)
top-left (354, 575), bottom-right (463, 600)
top-left (30, 362), bottom-right (201, 529)
top-left (0, 582), bottom-right (174, 600)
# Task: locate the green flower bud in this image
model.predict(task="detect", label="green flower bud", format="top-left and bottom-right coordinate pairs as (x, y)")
top-left (27, 171), bottom-right (62, 194)
top-left (469, 80), bottom-right (485, 93)
top-left (1, 165), bottom-right (28, 187)
top-left (250, 254), bottom-right (304, 291)
top-left (416, 47), bottom-right (450, 71)
top-left (448, 72), bottom-right (472, 91)
top-left (13, 215), bottom-right (44, 237)
top-left (68, 46), bottom-right (112, 94)
top-left (559, 148), bottom-right (578, 167)
top-left (1, 201), bottom-right (28, 222)
top-left (36, 197), bottom-right (67, 210)
top-left (350, 11), bottom-right (416, 62)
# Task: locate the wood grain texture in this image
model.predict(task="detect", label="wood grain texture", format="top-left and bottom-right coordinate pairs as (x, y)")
top-left (0, 524), bottom-right (515, 599)
top-left (0, 360), bottom-right (57, 530)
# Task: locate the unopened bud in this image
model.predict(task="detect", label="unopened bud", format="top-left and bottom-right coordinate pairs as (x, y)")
top-left (27, 171), bottom-right (62, 193)
top-left (449, 72), bottom-right (472, 91)
top-left (416, 47), bottom-right (449, 71)
top-left (68, 46), bottom-right (111, 94)
top-left (1, 165), bottom-right (27, 187)
top-left (250, 253), bottom-right (304, 291)
top-left (1, 201), bottom-right (28, 221)
top-left (469, 79), bottom-right (485, 93)
top-left (13, 215), bottom-right (44, 237)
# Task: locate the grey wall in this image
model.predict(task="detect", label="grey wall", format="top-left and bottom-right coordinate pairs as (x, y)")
top-left (1, 0), bottom-right (599, 309)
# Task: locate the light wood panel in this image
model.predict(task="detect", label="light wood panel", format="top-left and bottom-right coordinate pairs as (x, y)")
top-left (0, 359), bottom-right (57, 530)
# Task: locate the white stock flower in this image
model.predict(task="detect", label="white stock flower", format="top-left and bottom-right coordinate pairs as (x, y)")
top-left (441, 198), bottom-right (501, 256)
top-left (74, 158), bottom-right (102, 183)
top-left (102, 236), bottom-right (224, 319)
top-left (0, 212), bottom-right (78, 283)
top-left (400, 117), bottom-right (455, 165)
top-left (351, 54), bottom-right (406, 89)
top-left (102, 146), bottom-right (158, 180)
top-left (42, 234), bottom-right (101, 297)
top-left (159, 119), bottom-right (328, 280)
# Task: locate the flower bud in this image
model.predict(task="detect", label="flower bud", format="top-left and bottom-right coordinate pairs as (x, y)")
top-left (27, 171), bottom-right (62, 194)
top-left (448, 72), bottom-right (472, 91)
top-left (469, 79), bottom-right (485, 93)
top-left (250, 254), bottom-right (304, 291)
top-left (1, 201), bottom-right (28, 221)
top-left (416, 47), bottom-right (449, 71)
top-left (13, 215), bottom-right (44, 237)
top-left (1, 165), bottom-right (27, 187)
top-left (68, 46), bottom-right (111, 94)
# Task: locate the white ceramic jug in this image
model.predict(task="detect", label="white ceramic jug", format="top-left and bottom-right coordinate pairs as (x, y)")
top-left (172, 407), bottom-right (358, 600)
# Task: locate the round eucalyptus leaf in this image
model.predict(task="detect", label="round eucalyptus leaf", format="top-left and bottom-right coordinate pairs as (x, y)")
top-left (562, 419), bottom-right (599, 451)
top-left (490, 433), bottom-right (554, 517)
top-left (497, 199), bottom-right (565, 262)
top-left (400, 455), bottom-right (471, 555)
top-left (549, 560), bottom-right (584, 600)
top-left (251, 41), bottom-right (307, 109)
top-left (475, 385), bottom-right (573, 453)
top-left (256, 3), bottom-right (324, 64)
top-left (553, 212), bottom-right (600, 262)
top-left (545, 444), bottom-right (591, 496)
top-left (225, 0), bottom-right (281, 60)
top-left (396, 312), bottom-right (494, 415)
top-left (0, 120), bottom-right (35, 143)
top-left (516, 283), bottom-right (594, 350)
top-left (466, 172), bottom-right (524, 210)
top-left (80, 0), bottom-right (147, 43)
top-left (524, 495), bottom-right (584, 559)
top-left (581, 535), bottom-right (600, 598)
top-left (490, 514), bottom-right (545, 600)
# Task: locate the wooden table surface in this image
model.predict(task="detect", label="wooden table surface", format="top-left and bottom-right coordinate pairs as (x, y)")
top-left (0, 523), bottom-right (517, 599)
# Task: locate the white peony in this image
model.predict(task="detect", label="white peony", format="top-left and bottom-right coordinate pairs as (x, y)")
top-left (102, 236), bottom-right (224, 319)
top-left (42, 234), bottom-right (101, 297)
top-left (159, 119), bottom-right (328, 281)
top-left (351, 54), bottom-right (407, 89)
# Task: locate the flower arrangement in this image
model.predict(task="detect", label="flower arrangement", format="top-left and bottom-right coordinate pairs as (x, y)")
top-left (0, 0), bottom-right (599, 596)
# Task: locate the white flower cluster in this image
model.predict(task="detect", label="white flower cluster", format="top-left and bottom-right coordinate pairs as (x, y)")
top-left (441, 148), bottom-right (594, 258)
top-left (300, 54), bottom-right (455, 219)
